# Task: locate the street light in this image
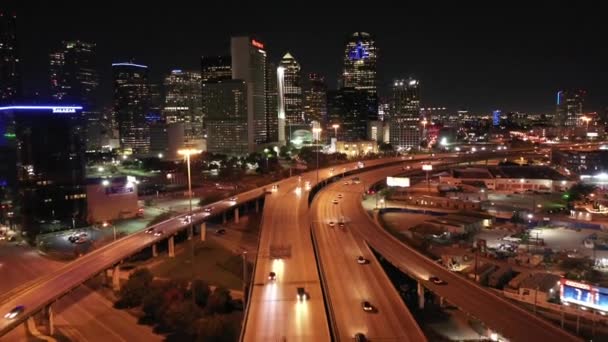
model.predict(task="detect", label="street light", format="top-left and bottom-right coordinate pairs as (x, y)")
top-left (178, 148), bottom-right (202, 240)
top-left (332, 124), bottom-right (339, 139)
top-left (313, 128), bottom-right (323, 185)
top-left (582, 116), bottom-right (591, 130)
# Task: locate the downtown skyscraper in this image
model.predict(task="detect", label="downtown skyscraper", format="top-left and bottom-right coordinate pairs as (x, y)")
top-left (556, 89), bottom-right (586, 127)
top-left (341, 32), bottom-right (377, 93)
top-left (0, 11), bottom-right (20, 104)
top-left (163, 69), bottom-right (203, 145)
top-left (389, 78), bottom-right (421, 151)
top-left (303, 73), bottom-right (327, 125)
top-left (231, 37), bottom-right (267, 151)
top-left (113, 62), bottom-right (151, 154)
top-left (278, 52), bottom-right (303, 126)
top-left (49, 41), bottom-right (98, 108)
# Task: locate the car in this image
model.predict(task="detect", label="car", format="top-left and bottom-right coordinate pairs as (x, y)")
top-left (180, 215), bottom-right (192, 224)
top-left (68, 235), bottom-right (78, 243)
top-left (403, 166), bottom-right (411, 170)
top-left (337, 194), bottom-right (343, 198)
top-left (4, 305), bottom-right (24, 320)
top-left (332, 199), bottom-right (339, 204)
top-left (297, 287), bottom-right (308, 301)
top-left (268, 272), bottom-right (276, 281)
top-left (362, 301), bottom-right (374, 312)
top-left (153, 230), bottom-right (164, 237)
top-left (328, 221), bottom-right (335, 227)
top-left (429, 276), bottom-right (447, 285)
top-left (271, 184), bottom-right (278, 192)
top-left (355, 333), bottom-right (368, 342)
top-left (145, 228), bottom-right (154, 234)
top-left (338, 221), bottom-right (345, 228)
top-left (204, 207), bottom-right (214, 213)
top-left (229, 196), bottom-right (237, 202)
top-left (356, 256), bottom-right (367, 264)
top-left (216, 228), bottom-right (226, 235)
top-left (343, 181), bottom-right (349, 185)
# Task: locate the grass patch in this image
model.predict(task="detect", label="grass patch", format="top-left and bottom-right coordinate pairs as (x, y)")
top-left (150, 240), bottom-right (246, 290)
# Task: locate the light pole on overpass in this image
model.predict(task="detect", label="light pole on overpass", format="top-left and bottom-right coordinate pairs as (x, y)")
top-left (178, 148), bottom-right (202, 240)
top-left (313, 127), bottom-right (323, 185)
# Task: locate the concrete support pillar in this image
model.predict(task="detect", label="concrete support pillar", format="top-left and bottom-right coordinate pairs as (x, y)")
top-left (234, 207), bottom-right (240, 224)
top-left (255, 199), bottom-right (260, 213)
top-left (152, 243), bottom-right (158, 257)
top-left (200, 222), bottom-right (206, 241)
top-left (112, 265), bottom-right (120, 292)
top-left (188, 225), bottom-right (193, 240)
top-left (168, 236), bottom-right (175, 258)
top-left (45, 304), bottom-right (54, 336)
top-left (222, 212), bottom-right (227, 225)
top-left (417, 281), bottom-right (425, 310)
top-left (439, 296), bottom-right (445, 308)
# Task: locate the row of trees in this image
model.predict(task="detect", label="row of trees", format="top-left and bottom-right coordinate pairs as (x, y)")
top-left (115, 268), bottom-right (241, 341)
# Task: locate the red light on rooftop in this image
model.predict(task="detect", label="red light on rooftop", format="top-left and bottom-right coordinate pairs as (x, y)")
top-left (251, 39), bottom-right (265, 49)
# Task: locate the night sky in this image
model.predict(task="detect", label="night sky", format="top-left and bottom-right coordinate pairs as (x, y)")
top-left (7, 2), bottom-right (608, 113)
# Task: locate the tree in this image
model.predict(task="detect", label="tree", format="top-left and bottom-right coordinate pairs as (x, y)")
top-left (192, 279), bottom-right (211, 308)
top-left (510, 211), bottom-right (524, 226)
top-left (164, 301), bottom-right (200, 332)
top-left (117, 268), bottom-right (154, 307)
top-left (195, 314), bottom-right (240, 342)
top-left (565, 183), bottom-right (596, 202)
top-left (142, 283), bottom-right (168, 322)
top-left (378, 142), bottom-right (394, 154)
top-left (205, 287), bottom-right (232, 315)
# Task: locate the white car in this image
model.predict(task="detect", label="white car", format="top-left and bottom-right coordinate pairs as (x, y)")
top-left (357, 256), bottom-right (367, 264)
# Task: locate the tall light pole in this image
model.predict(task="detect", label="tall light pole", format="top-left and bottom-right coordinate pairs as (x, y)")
top-left (422, 164), bottom-right (433, 192)
top-left (313, 127), bottom-right (322, 185)
top-left (178, 148), bottom-right (202, 239)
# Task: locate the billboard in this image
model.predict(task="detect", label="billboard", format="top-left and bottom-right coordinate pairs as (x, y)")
top-left (560, 279), bottom-right (608, 311)
top-left (387, 177), bottom-right (410, 187)
top-left (422, 164), bottom-right (433, 171)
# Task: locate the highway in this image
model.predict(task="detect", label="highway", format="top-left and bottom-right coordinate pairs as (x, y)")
top-left (0, 156), bottom-right (411, 338)
top-left (315, 161), bottom-right (582, 341)
top-left (311, 186), bottom-right (426, 341)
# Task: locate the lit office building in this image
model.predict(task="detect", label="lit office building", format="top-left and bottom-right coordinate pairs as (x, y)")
top-left (149, 121), bottom-right (185, 160)
top-left (342, 32), bottom-right (377, 93)
top-left (0, 11), bottom-right (20, 104)
top-left (265, 61), bottom-right (279, 143)
top-left (163, 69), bottom-right (203, 146)
top-left (49, 41), bottom-right (98, 108)
top-left (0, 105), bottom-right (86, 231)
top-left (328, 88), bottom-right (377, 142)
top-left (278, 52), bottom-right (303, 126)
top-left (556, 89), bottom-right (586, 127)
top-left (303, 73), bottom-right (327, 125)
top-left (231, 37), bottom-right (267, 150)
top-left (113, 62), bottom-right (151, 154)
top-left (390, 78), bottom-right (421, 151)
top-left (203, 80), bottom-right (249, 155)
top-left (201, 55), bottom-right (232, 82)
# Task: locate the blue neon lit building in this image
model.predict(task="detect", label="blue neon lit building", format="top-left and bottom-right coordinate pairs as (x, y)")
top-left (493, 110), bottom-right (501, 126)
top-left (0, 105), bottom-right (86, 233)
top-left (342, 32), bottom-right (377, 93)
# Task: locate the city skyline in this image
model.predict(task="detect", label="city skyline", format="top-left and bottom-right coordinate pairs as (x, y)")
top-left (4, 3), bottom-right (606, 113)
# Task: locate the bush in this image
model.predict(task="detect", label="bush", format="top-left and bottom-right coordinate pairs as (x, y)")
top-left (205, 287), bottom-right (232, 315)
top-left (116, 268), bottom-right (154, 307)
top-left (147, 212), bottom-right (175, 227)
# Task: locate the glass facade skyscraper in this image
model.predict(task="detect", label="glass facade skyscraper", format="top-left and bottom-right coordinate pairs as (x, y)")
top-left (556, 89), bottom-right (586, 127)
top-left (389, 78), bottom-right (421, 151)
top-left (342, 32), bottom-right (377, 93)
top-left (303, 73), bottom-right (327, 125)
top-left (278, 52), bottom-right (303, 126)
top-left (204, 80), bottom-right (248, 155)
top-left (49, 41), bottom-right (98, 109)
top-left (231, 37), bottom-right (267, 151)
top-left (163, 69), bottom-right (203, 143)
top-left (0, 11), bottom-right (20, 104)
top-left (328, 88), bottom-right (377, 142)
top-left (113, 62), bottom-right (151, 154)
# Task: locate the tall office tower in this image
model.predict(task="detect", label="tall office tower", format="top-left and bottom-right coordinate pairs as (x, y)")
top-left (201, 56), bottom-right (232, 135)
top-left (327, 88), bottom-right (377, 141)
top-left (0, 11), bottom-right (20, 104)
top-left (278, 52), bottom-right (303, 126)
top-left (203, 80), bottom-right (249, 155)
top-left (49, 41), bottom-right (98, 108)
top-left (163, 69), bottom-right (203, 145)
top-left (201, 55), bottom-right (232, 82)
top-left (0, 105), bottom-right (86, 232)
top-left (389, 78), bottom-right (421, 151)
top-left (303, 73), bottom-right (327, 125)
top-left (112, 62), bottom-right (151, 154)
top-left (342, 32), bottom-right (377, 93)
top-left (556, 89), bottom-right (586, 127)
top-left (265, 61), bottom-right (278, 143)
top-left (231, 37), bottom-right (267, 151)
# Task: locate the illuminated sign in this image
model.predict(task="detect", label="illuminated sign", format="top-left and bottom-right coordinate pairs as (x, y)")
top-left (52, 107), bottom-right (77, 113)
top-left (349, 42), bottom-right (369, 60)
top-left (422, 164), bottom-right (433, 171)
top-left (387, 177), bottom-right (410, 187)
top-left (560, 278), bottom-right (608, 311)
top-left (251, 39), bottom-right (265, 49)
top-left (587, 132), bottom-right (599, 137)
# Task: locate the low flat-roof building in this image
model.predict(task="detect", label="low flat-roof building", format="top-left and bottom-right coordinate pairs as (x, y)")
top-left (86, 176), bottom-right (139, 224)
